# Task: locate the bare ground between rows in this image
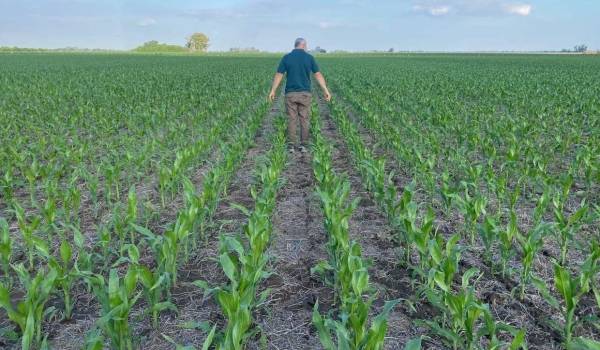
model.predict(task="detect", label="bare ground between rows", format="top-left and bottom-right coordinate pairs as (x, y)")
top-left (316, 97), bottom-right (434, 349)
top-left (42, 99), bottom-right (278, 350)
top-left (333, 94), bottom-right (600, 348)
top-left (246, 129), bottom-right (330, 348)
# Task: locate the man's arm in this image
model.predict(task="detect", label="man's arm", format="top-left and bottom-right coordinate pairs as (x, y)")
top-left (314, 72), bottom-right (331, 102)
top-left (268, 72), bottom-right (284, 102)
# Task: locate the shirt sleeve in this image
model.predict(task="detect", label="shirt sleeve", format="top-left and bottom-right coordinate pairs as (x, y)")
top-left (310, 56), bottom-right (320, 73)
top-left (277, 57), bottom-right (287, 73)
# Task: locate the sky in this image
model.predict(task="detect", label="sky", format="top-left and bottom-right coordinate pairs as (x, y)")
top-left (0, 0), bottom-right (599, 52)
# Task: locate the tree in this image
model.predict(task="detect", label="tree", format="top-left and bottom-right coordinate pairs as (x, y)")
top-left (574, 44), bottom-right (588, 53)
top-left (186, 33), bottom-right (209, 52)
top-left (133, 41), bottom-right (187, 53)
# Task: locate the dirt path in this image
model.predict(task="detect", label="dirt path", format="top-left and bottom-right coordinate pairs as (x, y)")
top-left (249, 127), bottom-right (329, 349)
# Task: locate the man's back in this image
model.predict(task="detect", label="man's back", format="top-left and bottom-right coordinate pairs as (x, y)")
top-left (277, 49), bottom-right (320, 93)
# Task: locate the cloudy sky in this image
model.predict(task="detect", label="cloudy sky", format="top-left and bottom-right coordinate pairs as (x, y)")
top-left (0, 0), bottom-right (598, 51)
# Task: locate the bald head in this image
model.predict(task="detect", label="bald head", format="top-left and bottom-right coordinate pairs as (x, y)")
top-left (294, 37), bottom-right (307, 50)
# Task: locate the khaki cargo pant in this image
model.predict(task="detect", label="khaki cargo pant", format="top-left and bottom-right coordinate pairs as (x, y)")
top-left (285, 91), bottom-right (312, 145)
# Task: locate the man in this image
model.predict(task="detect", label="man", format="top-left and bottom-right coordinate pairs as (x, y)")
top-left (268, 37), bottom-right (331, 153)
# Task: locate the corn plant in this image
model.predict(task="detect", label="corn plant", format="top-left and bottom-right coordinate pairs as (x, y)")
top-left (86, 267), bottom-right (141, 350)
top-left (534, 242), bottom-right (600, 346)
top-left (0, 217), bottom-right (12, 279)
top-left (498, 211), bottom-right (519, 278)
top-left (515, 220), bottom-right (553, 300)
top-left (311, 101), bottom-right (398, 349)
top-left (0, 264), bottom-right (57, 350)
top-left (312, 242), bottom-right (400, 350)
top-left (48, 236), bottom-right (80, 320)
top-left (1, 169), bottom-right (15, 205)
top-left (552, 197), bottom-right (588, 266)
top-left (478, 215), bottom-right (499, 267)
top-left (407, 207), bottom-right (436, 280)
top-left (125, 243), bottom-right (175, 329)
top-left (13, 203), bottom-right (47, 270)
top-left (452, 182), bottom-right (487, 244)
top-left (134, 219), bottom-right (188, 291)
top-left (196, 114), bottom-right (286, 350)
top-left (423, 268), bottom-right (488, 349)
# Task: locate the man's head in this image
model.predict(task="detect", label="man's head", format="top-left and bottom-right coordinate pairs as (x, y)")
top-left (294, 37), bottom-right (307, 50)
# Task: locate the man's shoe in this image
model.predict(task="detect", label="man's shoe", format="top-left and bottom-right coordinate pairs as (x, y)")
top-left (298, 145), bottom-right (308, 153)
top-left (287, 145), bottom-right (296, 154)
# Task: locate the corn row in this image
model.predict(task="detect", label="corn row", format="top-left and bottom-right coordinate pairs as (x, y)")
top-left (310, 101), bottom-right (398, 350)
top-left (195, 110), bottom-right (288, 350)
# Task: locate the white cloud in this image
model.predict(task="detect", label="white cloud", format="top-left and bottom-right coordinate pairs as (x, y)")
top-left (503, 3), bottom-right (532, 16)
top-left (412, 1), bottom-right (533, 17)
top-left (319, 21), bottom-right (342, 29)
top-left (136, 17), bottom-right (156, 27)
top-left (413, 4), bottom-right (451, 16)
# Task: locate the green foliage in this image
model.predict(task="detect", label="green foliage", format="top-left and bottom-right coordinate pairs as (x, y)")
top-left (85, 268), bottom-right (141, 350)
top-left (132, 40), bottom-right (188, 53)
top-left (0, 265), bottom-right (57, 350)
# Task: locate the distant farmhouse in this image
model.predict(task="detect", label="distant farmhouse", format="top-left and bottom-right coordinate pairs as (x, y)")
top-left (310, 46), bottom-right (327, 54)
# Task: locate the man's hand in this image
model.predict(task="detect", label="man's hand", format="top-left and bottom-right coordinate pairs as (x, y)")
top-left (314, 72), bottom-right (331, 102)
top-left (268, 90), bottom-right (276, 102)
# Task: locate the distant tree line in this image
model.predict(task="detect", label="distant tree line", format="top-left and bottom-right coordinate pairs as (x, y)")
top-left (132, 33), bottom-right (210, 53)
top-left (561, 44), bottom-right (588, 53)
top-left (0, 46), bottom-right (117, 53)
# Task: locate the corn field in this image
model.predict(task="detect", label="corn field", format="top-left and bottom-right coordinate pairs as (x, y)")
top-left (0, 53), bottom-right (599, 349)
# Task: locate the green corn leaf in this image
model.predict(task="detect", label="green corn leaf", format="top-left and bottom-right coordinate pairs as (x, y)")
top-left (568, 337), bottom-right (600, 350)
top-left (404, 337), bottom-right (422, 350)
top-left (202, 325), bottom-right (217, 350)
top-left (312, 302), bottom-right (336, 350)
top-left (508, 329), bottom-right (527, 350)
top-left (219, 253), bottom-right (238, 284)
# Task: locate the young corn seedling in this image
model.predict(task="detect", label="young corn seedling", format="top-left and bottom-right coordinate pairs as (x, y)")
top-left (0, 264), bottom-right (57, 350)
top-left (440, 171), bottom-right (458, 217)
top-left (125, 243), bottom-right (175, 329)
top-left (1, 169), bottom-right (15, 205)
top-left (515, 220), bottom-right (553, 300)
top-left (0, 217), bottom-right (12, 279)
top-left (498, 211), bottom-right (518, 278)
top-left (62, 181), bottom-right (81, 227)
top-left (22, 158), bottom-right (41, 207)
top-left (424, 268), bottom-right (487, 350)
top-left (452, 182), bottom-right (487, 245)
top-left (86, 267), bottom-right (141, 350)
top-left (14, 203), bottom-right (47, 270)
top-left (407, 207), bottom-right (436, 281)
top-left (552, 197), bottom-right (588, 267)
top-left (312, 242), bottom-right (400, 350)
top-left (534, 242), bottom-right (599, 346)
top-left (134, 218), bottom-right (189, 291)
top-left (478, 215), bottom-right (499, 267)
top-left (125, 185), bottom-right (138, 244)
top-left (48, 233), bottom-right (81, 320)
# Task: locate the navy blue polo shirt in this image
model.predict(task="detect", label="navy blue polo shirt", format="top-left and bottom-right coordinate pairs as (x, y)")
top-left (277, 49), bottom-right (320, 93)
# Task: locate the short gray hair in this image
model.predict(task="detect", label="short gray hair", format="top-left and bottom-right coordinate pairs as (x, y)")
top-left (294, 37), bottom-right (306, 48)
